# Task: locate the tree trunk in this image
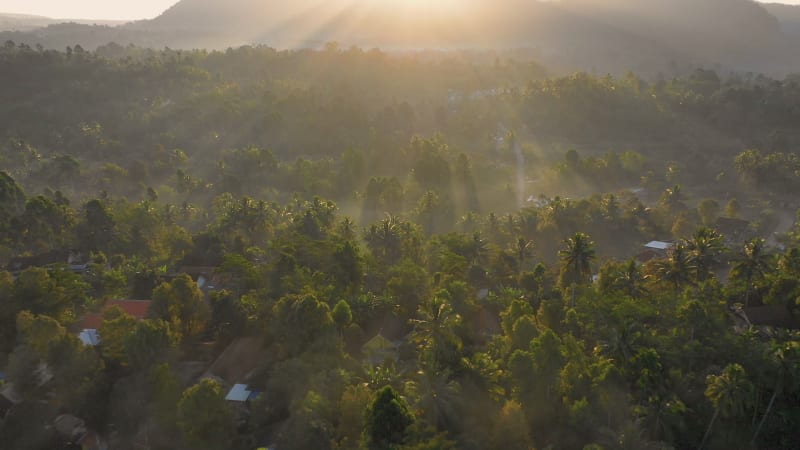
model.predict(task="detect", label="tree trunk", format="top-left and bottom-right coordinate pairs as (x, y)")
top-left (751, 387), bottom-right (779, 446)
top-left (571, 284), bottom-right (576, 308)
top-left (698, 407), bottom-right (719, 450)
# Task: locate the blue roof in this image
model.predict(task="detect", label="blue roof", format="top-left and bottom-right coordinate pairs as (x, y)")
top-left (0, 371), bottom-right (6, 380)
top-left (225, 384), bottom-right (252, 402)
top-left (79, 329), bottom-right (101, 347)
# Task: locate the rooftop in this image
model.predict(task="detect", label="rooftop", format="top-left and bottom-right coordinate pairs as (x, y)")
top-left (645, 241), bottom-right (674, 250)
top-left (78, 329), bottom-right (101, 347)
top-left (80, 300), bottom-right (152, 330)
top-left (225, 384), bottom-right (261, 402)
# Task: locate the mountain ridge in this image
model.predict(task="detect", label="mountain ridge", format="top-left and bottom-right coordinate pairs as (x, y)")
top-left (2, 0), bottom-right (799, 75)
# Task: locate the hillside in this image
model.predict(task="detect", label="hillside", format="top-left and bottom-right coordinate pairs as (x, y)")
top-left (763, 2), bottom-right (800, 36)
top-left (1, 0), bottom-right (799, 75)
top-left (0, 12), bottom-right (124, 32)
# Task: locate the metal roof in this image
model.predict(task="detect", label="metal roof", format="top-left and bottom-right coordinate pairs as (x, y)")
top-left (644, 241), bottom-right (673, 250)
top-left (226, 384), bottom-right (255, 402)
top-left (79, 329), bottom-right (101, 347)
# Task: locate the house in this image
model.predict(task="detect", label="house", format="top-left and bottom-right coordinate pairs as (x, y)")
top-left (203, 337), bottom-right (265, 385)
top-left (79, 300), bottom-right (153, 330)
top-left (78, 329), bottom-right (101, 347)
top-left (225, 384), bottom-right (262, 403)
top-left (637, 241), bottom-right (675, 263)
top-left (78, 300), bottom-right (153, 346)
top-left (742, 305), bottom-right (799, 330)
top-left (362, 333), bottom-right (400, 366)
top-left (54, 414), bottom-right (108, 450)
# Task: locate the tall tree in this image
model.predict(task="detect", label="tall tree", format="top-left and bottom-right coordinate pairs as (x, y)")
top-left (178, 379), bottom-right (235, 450)
top-left (559, 232), bottom-right (596, 305)
top-left (150, 274), bottom-right (210, 342)
top-left (364, 386), bottom-right (414, 450)
top-left (651, 244), bottom-right (694, 298)
top-left (699, 363), bottom-right (754, 450)
top-left (686, 228), bottom-right (725, 283)
top-left (751, 342), bottom-right (800, 446)
top-left (730, 238), bottom-right (771, 307)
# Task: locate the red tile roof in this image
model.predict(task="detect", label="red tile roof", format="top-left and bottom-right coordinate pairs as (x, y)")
top-left (80, 300), bottom-right (152, 330)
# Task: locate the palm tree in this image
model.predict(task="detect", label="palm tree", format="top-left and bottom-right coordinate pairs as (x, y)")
top-left (515, 237), bottom-right (534, 273)
top-left (364, 215), bottom-right (402, 264)
top-left (699, 363), bottom-right (754, 450)
top-left (616, 259), bottom-right (648, 299)
top-left (751, 342), bottom-right (800, 446)
top-left (460, 232), bottom-right (490, 268)
top-left (559, 232), bottom-right (596, 306)
top-left (660, 185), bottom-right (686, 212)
top-left (686, 228), bottom-right (725, 283)
top-left (651, 244), bottom-right (694, 299)
top-left (407, 366), bottom-right (462, 431)
top-left (410, 296), bottom-right (462, 371)
top-left (730, 238), bottom-right (771, 307)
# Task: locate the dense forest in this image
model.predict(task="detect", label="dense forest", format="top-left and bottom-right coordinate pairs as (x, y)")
top-left (0, 42), bottom-right (799, 450)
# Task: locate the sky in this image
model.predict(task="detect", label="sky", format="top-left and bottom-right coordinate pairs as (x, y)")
top-left (0, 0), bottom-right (178, 20)
top-left (1, 0), bottom-right (800, 20)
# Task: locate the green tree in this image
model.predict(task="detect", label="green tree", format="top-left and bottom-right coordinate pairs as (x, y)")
top-left (559, 232), bottom-right (596, 305)
top-left (751, 342), bottom-right (800, 446)
top-left (730, 238), bottom-right (771, 307)
top-left (271, 293), bottom-right (335, 356)
top-left (410, 295), bottom-right (462, 371)
top-left (332, 299), bottom-right (353, 336)
top-left (99, 306), bottom-right (137, 364)
top-left (686, 228), bottom-right (725, 283)
top-left (125, 319), bottom-right (177, 369)
top-left (150, 274), bottom-right (210, 342)
top-left (178, 379), bottom-right (235, 450)
top-left (365, 386), bottom-right (414, 450)
top-left (651, 244), bottom-right (693, 298)
top-left (491, 400), bottom-right (534, 450)
top-left (699, 363), bottom-right (754, 450)
top-left (697, 199), bottom-right (720, 226)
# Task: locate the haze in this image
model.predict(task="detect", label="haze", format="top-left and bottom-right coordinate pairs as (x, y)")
top-left (2, 0), bottom-right (800, 20)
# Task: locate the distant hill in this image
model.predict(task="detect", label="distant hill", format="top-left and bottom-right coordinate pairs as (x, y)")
top-left (2, 0), bottom-right (799, 75)
top-left (763, 3), bottom-right (800, 37)
top-left (0, 12), bottom-right (124, 32)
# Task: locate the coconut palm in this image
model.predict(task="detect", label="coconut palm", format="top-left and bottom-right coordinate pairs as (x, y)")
top-left (660, 185), bottom-right (686, 212)
top-left (410, 296), bottom-right (462, 371)
top-left (651, 244), bottom-right (694, 298)
top-left (515, 237), bottom-right (534, 272)
top-left (730, 238), bottom-right (772, 307)
top-left (615, 259), bottom-right (649, 299)
top-left (699, 363), bottom-right (754, 450)
top-left (559, 232), bottom-right (596, 306)
top-left (751, 342), bottom-right (800, 446)
top-left (685, 227), bottom-right (725, 283)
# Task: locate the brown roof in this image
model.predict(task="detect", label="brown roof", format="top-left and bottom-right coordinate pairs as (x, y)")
top-left (80, 300), bottom-right (152, 330)
top-left (203, 337), bottom-right (265, 385)
top-left (743, 306), bottom-right (799, 329)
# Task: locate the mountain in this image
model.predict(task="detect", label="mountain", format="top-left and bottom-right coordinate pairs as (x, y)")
top-left (0, 12), bottom-right (124, 32)
top-left (564, 0), bottom-right (788, 68)
top-left (762, 2), bottom-right (800, 37)
top-left (2, 0), bottom-right (799, 75)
